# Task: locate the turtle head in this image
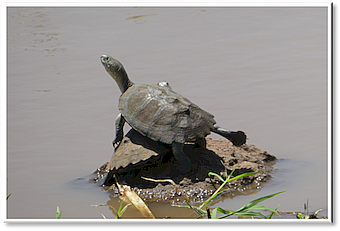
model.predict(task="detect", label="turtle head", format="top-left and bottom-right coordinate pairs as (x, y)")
top-left (100, 54), bottom-right (133, 93)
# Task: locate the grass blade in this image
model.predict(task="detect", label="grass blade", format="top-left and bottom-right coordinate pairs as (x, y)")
top-left (118, 203), bottom-right (131, 219)
top-left (56, 206), bottom-right (61, 219)
top-left (211, 208), bottom-right (218, 219)
top-left (208, 172), bottom-right (225, 182)
top-left (199, 170), bottom-right (235, 209)
top-left (233, 191), bottom-right (285, 214)
top-left (248, 205), bottom-right (280, 215)
top-left (268, 204), bottom-right (280, 219)
top-left (227, 172), bottom-right (261, 182)
top-left (191, 205), bottom-right (204, 217)
top-left (200, 164), bottom-right (260, 210)
top-left (216, 207), bottom-right (232, 215)
top-left (233, 211), bottom-right (268, 219)
top-left (116, 200), bottom-right (124, 219)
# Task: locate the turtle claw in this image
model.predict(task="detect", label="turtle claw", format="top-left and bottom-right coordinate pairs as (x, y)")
top-left (112, 139), bottom-right (122, 151)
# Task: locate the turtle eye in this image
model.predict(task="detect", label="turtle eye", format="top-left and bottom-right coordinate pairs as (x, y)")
top-left (101, 55), bottom-right (109, 63)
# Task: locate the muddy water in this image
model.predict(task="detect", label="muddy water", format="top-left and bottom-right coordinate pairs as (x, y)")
top-left (6, 7), bottom-right (329, 219)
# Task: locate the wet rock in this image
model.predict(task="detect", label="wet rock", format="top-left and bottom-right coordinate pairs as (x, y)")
top-left (91, 138), bottom-right (276, 203)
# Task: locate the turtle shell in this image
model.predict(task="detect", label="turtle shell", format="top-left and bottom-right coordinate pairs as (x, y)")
top-left (107, 129), bottom-right (170, 172)
top-left (119, 84), bottom-right (216, 144)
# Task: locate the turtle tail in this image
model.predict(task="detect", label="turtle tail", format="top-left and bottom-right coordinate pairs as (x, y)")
top-left (212, 125), bottom-right (247, 146)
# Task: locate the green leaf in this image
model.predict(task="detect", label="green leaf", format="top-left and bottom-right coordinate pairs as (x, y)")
top-left (208, 172), bottom-right (225, 182)
top-left (6, 194), bottom-right (11, 201)
top-left (191, 206), bottom-right (204, 217)
top-left (56, 206), bottom-right (61, 219)
top-left (249, 205), bottom-right (280, 215)
top-left (116, 200), bottom-right (123, 219)
top-left (199, 165), bottom-right (238, 209)
top-left (218, 205), bottom-right (281, 220)
top-left (225, 164), bottom-right (238, 182)
top-left (172, 204), bottom-right (205, 216)
top-left (216, 207), bottom-right (232, 215)
top-left (211, 208), bottom-right (218, 219)
top-left (209, 189), bottom-right (230, 200)
top-left (232, 210), bottom-right (268, 219)
top-left (116, 200), bottom-right (130, 219)
top-left (268, 204), bottom-right (280, 219)
top-left (118, 203), bottom-right (131, 218)
top-left (314, 209), bottom-right (323, 216)
top-left (296, 213), bottom-right (305, 219)
top-left (233, 191), bottom-right (286, 214)
top-left (227, 172), bottom-right (261, 183)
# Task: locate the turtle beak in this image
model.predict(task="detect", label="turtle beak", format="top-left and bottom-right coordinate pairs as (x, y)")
top-left (100, 54), bottom-right (110, 65)
top-left (101, 54), bottom-right (114, 74)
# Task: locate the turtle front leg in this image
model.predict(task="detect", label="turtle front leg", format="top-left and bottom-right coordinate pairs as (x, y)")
top-left (172, 142), bottom-right (191, 173)
top-left (113, 113), bottom-right (125, 150)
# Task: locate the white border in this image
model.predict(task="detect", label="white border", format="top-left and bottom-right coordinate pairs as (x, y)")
top-left (327, 1), bottom-right (333, 226)
top-left (1, 0), bottom-right (8, 226)
top-left (2, 2), bottom-right (331, 7)
top-left (1, 0), bottom-right (334, 227)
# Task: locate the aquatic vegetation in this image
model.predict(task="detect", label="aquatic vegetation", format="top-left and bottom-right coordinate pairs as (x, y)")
top-left (116, 200), bottom-right (131, 219)
top-left (56, 206), bottom-right (61, 219)
top-left (172, 164), bottom-right (284, 219)
top-left (296, 209), bottom-right (323, 219)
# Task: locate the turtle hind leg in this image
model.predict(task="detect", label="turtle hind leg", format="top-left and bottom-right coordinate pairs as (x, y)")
top-left (172, 142), bottom-right (191, 173)
top-left (195, 138), bottom-right (206, 148)
top-left (212, 125), bottom-right (247, 146)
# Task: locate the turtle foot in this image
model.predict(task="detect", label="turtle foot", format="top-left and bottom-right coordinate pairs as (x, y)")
top-left (228, 131), bottom-right (247, 146)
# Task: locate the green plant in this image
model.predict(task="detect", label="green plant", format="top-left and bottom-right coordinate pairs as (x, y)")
top-left (91, 199), bottom-right (132, 219)
top-left (56, 206), bottom-right (62, 219)
top-left (199, 165), bottom-right (261, 210)
top-left (208, 191), bottom-right (284, 219)
top-left (297, 209), bottom-right (323, 219)
top-left (7, 194), bottom-right (11, 201)
top-left (174, 164), bottom-right (284, 219)
top-left (304, 198), bottom-right (309, 213)
top-left (116, 200), bottom-right (131, 219)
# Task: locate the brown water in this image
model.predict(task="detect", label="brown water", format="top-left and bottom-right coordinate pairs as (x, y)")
top-left (6, 7), bottom-right (329, 219)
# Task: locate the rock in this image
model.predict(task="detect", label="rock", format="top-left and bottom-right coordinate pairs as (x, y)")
top-left (91, 138), bottom-right (276, 203)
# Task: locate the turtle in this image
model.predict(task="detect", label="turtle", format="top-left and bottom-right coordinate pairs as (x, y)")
top-left (107, 81), bottom-right (172, 173)
top-left (99, 81), bottom-right (174, 186)
top-left (100, 54), bottom-right (247, 172)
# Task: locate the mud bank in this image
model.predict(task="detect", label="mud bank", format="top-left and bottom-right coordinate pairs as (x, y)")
top-left (92, 138), bottom-right (276, 203)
